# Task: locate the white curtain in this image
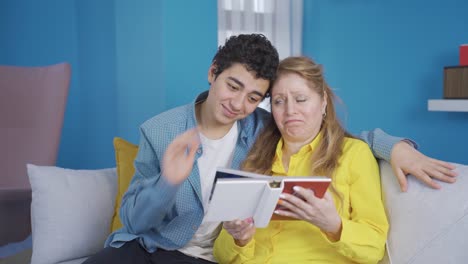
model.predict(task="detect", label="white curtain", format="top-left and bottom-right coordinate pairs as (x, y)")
top-left (217, 0), bottom-right (303, 60)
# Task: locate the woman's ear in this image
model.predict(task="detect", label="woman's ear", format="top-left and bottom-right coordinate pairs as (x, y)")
top-left (322, 91), bottom-right (328, 114)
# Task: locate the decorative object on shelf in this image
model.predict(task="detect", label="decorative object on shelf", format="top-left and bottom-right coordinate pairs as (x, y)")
top-left (428, 45), bottom-right (468, 112)
top-left (443, 66), bottom-right (468, 99)
top-left (460, 44), bottom-right (468, 66)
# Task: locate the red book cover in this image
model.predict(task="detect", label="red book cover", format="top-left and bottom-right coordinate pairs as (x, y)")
top-left (272, 178), bottom-right (331, 221)
top-left (280, 178), bottom-right (331, 198)
top-left (460, 44), bottom-right (468, 66)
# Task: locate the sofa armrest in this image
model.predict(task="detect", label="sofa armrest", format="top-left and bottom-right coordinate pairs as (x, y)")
top-left (379, 160), bottom-right (468, 264)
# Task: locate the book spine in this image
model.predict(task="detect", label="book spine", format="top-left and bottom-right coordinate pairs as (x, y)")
top-left (253, 183), bottom-right (283, 228)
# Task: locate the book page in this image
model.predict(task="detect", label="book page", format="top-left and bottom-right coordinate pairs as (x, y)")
top-left (204, 179), bottom-right (268, 222)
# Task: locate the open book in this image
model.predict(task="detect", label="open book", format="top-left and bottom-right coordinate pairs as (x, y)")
top-left (204, 167), bottom-right (331, 228)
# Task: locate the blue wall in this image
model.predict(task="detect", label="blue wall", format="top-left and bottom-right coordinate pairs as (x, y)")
top-left (75, 0), bottom-right (118, 168)
top-left (0, 0), bottom-right (217, 169)
top-left (0, 0), bottom-right (85, 167)
top-left (113, 0), bottom-right (165, 146)
top-left (303, 0), bottom-right (468, 164)
top-left (1, 0), bottom-right (466, 168)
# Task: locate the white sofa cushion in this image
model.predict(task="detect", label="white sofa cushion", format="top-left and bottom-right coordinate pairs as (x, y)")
top-left (27, 164), bottom-right (117, 264)
top-left (379, 160), bottom-right (468, 264)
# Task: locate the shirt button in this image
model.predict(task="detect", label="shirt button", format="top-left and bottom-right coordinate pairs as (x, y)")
top-left (192, 225), bottom-right (197, 230)
top-left (197, 149), bottom-right (202, 154)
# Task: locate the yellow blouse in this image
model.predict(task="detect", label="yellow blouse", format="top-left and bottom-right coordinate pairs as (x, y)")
top-left (213, 134), bottom-right (388, 264)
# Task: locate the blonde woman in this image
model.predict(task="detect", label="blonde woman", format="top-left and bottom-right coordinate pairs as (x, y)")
top-left (214, 56), bottom-right (388, 263)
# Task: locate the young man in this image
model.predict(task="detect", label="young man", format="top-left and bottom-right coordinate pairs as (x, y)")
top-left (84, 34), bottom-right (456, 264)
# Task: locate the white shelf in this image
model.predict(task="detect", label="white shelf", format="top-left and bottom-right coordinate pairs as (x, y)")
top-left (428, 99), bottom-right (468, 112)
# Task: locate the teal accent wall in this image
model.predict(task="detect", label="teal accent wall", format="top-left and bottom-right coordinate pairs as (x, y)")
top-left (113, 0), bottom-right (165, 146)
top-left (0, 0), bottom-right (217, 169)
top-left (161, 1), bottom-right (218, 110)
top-left (0, 0), bottom-right (85, 167)
top-left (303, 0), bottom-right (468, 164)
top-left (1, 0), bottom-right (466, 168)
top-left (76, 0), bottom-right (118, 168)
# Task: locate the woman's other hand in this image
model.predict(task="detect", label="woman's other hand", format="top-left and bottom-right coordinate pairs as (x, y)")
top-left (222, 217), bottom-right (256, 247)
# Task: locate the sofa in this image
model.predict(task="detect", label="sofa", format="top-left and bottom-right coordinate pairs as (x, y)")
top-left (16, 138), bottom-right (468, 264)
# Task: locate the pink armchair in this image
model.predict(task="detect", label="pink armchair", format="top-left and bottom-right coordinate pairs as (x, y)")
top-left (0, 62), bottom-right (71, 246)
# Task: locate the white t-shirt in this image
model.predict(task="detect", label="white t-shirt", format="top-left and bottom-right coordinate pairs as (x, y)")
top-left (178, 122), bottom-right (238, 262)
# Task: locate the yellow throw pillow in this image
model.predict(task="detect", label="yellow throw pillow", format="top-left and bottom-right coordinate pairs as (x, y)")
top-left (111, 137), bottom-right (138, 232)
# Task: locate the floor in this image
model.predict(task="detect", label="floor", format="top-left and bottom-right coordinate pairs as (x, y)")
top-left (0, 235), bottom-right (32, 264)
top-left (0, 249), bottom-right (31, 264)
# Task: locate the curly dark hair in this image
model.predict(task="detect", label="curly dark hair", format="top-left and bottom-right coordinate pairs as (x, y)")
top-left (212, 34), bottom-right (279, 94)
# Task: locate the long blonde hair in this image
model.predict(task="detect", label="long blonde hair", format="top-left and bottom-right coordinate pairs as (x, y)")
top-left (242, 56), bottom-right (352, 205)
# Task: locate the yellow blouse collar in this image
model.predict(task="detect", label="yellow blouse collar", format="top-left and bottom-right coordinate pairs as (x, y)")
top-left (272, 132), bottom-right (323, 173)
